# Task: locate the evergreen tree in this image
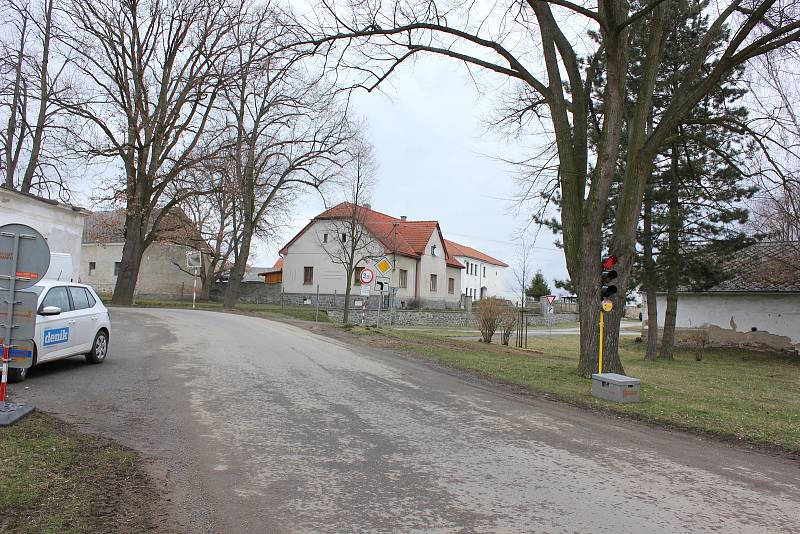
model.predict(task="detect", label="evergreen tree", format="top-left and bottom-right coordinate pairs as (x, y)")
top-left (525, 271), bottom-right (551, 299)
top-left (638, 0), bottom-right (757, 360)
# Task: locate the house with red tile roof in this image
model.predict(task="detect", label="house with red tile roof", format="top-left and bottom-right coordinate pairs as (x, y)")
top-left (444, 239), bottom-right (509, 300)
top-left (277, 203), bottom-right (474, 308)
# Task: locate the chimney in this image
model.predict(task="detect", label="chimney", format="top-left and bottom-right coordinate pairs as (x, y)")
top-left (401, 215), bottom-right (407, 221)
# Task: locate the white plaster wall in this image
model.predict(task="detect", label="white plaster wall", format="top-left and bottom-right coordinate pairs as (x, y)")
top-left (0, 189), bottom-right (87, 282)
top-left (81, 242), bottom-right (200, 297)
top-left (282, 220), bottom-right (386, 295)
top-left (417, 231), bottom-right (459, 303)
top-left (391, 255), bottom-right (418, 301)
top-left (456, 255), bottom-right (508, 299)
top-left (282, 221), bottom-right (460, 304)
top-left (646, 293), bottom-right (800, 344)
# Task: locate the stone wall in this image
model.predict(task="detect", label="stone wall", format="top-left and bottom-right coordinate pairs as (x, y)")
top-left (328, 308), bottom-right (577, 327)
top-left (328, 308), bottom-right (475, 327)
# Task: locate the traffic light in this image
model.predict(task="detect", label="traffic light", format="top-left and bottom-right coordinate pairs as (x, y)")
top-left (600, 255), bottom-right (618, 300)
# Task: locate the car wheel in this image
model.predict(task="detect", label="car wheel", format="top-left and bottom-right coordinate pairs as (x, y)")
top-left (8, 366), bottom-right (29, 383)
top-left (85, 330), bottom-right (109, 364)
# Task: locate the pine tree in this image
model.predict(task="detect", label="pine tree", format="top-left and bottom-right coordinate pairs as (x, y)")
top-left (636, 0), bottom-right (757, 360)
top-left (525, 271), bottom-right (551, 299)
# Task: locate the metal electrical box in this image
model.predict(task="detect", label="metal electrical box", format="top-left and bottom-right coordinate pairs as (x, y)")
top-left (591, 373), bottom-right (641, 403)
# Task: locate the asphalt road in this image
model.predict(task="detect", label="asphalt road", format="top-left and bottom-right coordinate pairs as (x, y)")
top-left (13, 308), bottom-right (800, 533)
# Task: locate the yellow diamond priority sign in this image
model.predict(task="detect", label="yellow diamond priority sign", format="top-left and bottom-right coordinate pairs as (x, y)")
top-left (375, 257), bottom-right (392, 274)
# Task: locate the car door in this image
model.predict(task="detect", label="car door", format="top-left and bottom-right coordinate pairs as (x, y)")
top-left (67, 286), bottom-right (96, 352)
top-left (36, 286), bottom-right (78, 362)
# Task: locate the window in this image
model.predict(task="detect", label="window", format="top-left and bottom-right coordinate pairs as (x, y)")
top-left (448, 277), bottom-right (455, 294)
top-left (41, 286), bottom-right (71, 312)
top-left (323, 233), bottom-right (328, 243)
top-left (86, 289), bottom-right (97, 308)
top-left (69, 287), bottom-right (91, 310)
top-left (88, 261), bottom-right (96, 275)
top-left (430, 244), bottom-right (437, 256)
top-left (483, 266), bottom-right (486, 277)
top-left (341, 233), bottom-right (347, 243)
top-left (399, 269), bottom-right (408, 288)
top-left (354, 266), bottom-right (364, 286)
top-left (114, 261), bottom-right (121, 276)
top-left (465, 261), bottom-right (469, 272)
top-left (430, 274), bottom-right (437, 292)
top-left (303, 266), bottom-right (314, 285)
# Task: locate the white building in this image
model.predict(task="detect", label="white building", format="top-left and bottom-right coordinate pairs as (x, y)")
top-left (642, 242), bottom-right (800, 352)
top-left (0, 187), bottom-right (87, 281)
top-left (444, 239), bottom-right (509, 300)
top-left (81, 209), bottom-right (205, 299)
top-left (279, 203), bottom-right (466, 308)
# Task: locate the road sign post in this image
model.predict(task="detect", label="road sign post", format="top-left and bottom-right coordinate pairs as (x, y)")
top-left (0, 223), bottom-right (50, 425)
top-left (187, 251), bottom-right (202, 310)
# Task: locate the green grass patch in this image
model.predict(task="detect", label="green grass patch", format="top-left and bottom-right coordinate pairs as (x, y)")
top-left (116, 298), bottom-right (330, 323)
top-left (0, 413), bottom-right (161, 533)
top-left (377, 329), bottom-right (800, 452)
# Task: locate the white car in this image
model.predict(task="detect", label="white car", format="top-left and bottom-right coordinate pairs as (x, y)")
top-left (8, 280), bottom-right (111, 382)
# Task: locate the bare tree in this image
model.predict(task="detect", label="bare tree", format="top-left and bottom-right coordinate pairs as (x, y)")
top-left (747, 52), bottom-right (800, 240)
top-left (218, 4), bottom-right (356, 309)
top-left (1, 0), bottom-right (72, 197)
top-left (294, 0), bottom-right (800, 376)
top-left (511, 232), bottom-right (534, 308)
top-left (171, 157), bottom-right (242, 300)
top-left (319, 139), bottom-right (378, 323)
top-left (58, 0), bottom-right (236, 304)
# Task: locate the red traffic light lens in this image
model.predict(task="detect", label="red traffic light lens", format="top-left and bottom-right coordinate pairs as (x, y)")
top-left (602, 255), bottom-right (618, 270)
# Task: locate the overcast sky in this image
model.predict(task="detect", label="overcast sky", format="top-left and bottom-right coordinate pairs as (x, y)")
top-left (250, 54), bottom-right (569, 295)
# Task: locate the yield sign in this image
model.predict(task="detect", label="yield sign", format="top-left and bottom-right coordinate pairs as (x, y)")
top-left (545, 295), bottom-right (557, 305)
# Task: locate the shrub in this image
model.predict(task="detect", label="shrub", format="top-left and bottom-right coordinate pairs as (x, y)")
top-left (405, 298), bottom-right (422, 310)
top-left (500, 306), bottom-right (518, 346)
top-left (475, 297), bottom-right (508, 343)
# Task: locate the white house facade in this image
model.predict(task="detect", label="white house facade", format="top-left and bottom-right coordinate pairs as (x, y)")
top-left (279, 203), bottom-right (467, 308)
top-left (0, 187), bottom-right (87, 282)
top-left (81, 210), bottom-right (205, 299)
top-left (642, 242), bottom-right (800, 352)
top-left (445, 239), bottom-right (509, 300)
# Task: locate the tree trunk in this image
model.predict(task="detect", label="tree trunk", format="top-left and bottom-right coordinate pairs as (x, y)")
top-left (642, 190), bottom-right (659, 361)
top-left (343, 281), bottom-right (352, 324)
top-left (659, 144), bottom-right (681, 360)
top-left (660, 288), bottom-right (678, 359)
top-left (576, 235), bottom-right (625, 377)
top-left (111, 215), bottom-right (146, 305)
top-left (224, 221), bottom-right (253, 309)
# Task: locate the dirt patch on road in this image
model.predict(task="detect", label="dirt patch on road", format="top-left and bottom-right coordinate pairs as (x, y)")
top-left (0, 412), bottom-right (175, 534)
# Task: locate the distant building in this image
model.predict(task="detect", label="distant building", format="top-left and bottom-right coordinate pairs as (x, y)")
top-left (642, 242), bottom-right (800, 352)
top-left (81, 209), bottom-right (206, 299)
top-left (258, 258), bottom-right (283, 285)
top-left (444, 239), bottom-right (509, 300)
top-left (278, 203), bottom-right (467, 308)
top-left (0, 187), bottom-right (88, 281)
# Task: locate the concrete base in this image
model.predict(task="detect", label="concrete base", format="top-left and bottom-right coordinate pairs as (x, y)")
top-left (592, 373), bottom-right (641, 404)
top-left (0, 402), bottom-right (35, 426)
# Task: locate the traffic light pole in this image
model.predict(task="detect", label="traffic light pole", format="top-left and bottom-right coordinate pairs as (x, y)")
top-left (598, 310), bottom-right (604, 374)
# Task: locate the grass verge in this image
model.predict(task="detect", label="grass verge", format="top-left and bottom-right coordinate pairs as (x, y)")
top-left (0, 413), bottom-right (165, 533)
top-left (356, 328), bottom-right (800, 453)
top-left (112, 298), bottom-right (329, 323)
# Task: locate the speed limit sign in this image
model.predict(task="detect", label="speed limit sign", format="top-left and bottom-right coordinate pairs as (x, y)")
top-left (359, 268), bottom-right (375, 285)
